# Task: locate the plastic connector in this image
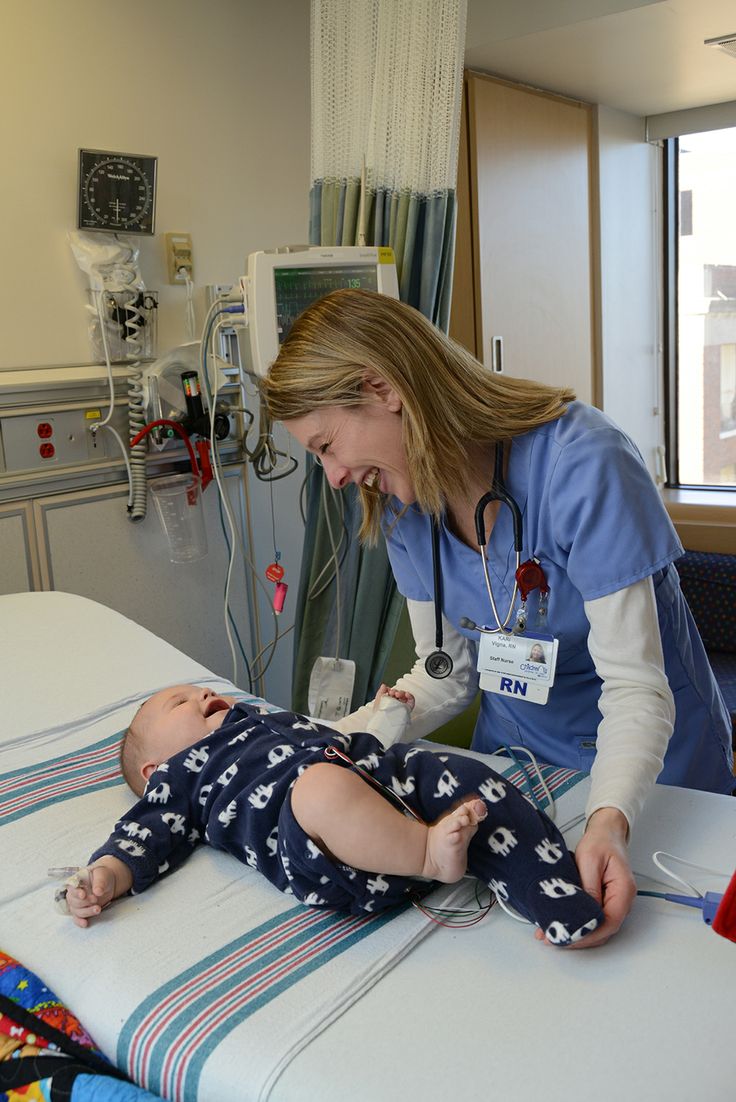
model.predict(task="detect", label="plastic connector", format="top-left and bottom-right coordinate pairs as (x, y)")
top-left (701, 892), bottom-right (725, 926)
top-left (665, 892), bottom-right (724, 925)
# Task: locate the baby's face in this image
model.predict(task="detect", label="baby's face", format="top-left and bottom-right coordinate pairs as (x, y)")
top-left (139, 684), bottom-right (236, 770)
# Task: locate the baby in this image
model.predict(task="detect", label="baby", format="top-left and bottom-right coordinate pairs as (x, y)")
top-left (63, 684), bottom-right (604, 946)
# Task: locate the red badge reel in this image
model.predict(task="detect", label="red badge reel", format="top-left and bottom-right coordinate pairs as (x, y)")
top-left (266, 561), bottom-right (288, 615)
top-left (514, 558), bottom-right (550, 632)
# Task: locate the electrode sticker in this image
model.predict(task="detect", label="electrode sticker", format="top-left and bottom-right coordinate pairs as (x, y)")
top-left (477, 631), bottom-right (559, 686)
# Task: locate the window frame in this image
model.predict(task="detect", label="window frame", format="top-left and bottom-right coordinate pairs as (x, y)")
top-left (663, 137), bottom-right (679, 489)
top-left (663, 134), bottom-right (736, 495)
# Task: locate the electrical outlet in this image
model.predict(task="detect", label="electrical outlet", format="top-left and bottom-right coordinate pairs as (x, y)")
top-left (165, 232), bottom-right (194, 284)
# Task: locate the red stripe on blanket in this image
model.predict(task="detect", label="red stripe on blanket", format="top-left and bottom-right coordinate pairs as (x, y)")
top-left (2, 765), bottom-right (121, 817)
top-left (166, 913), bottom-right (370, 1098)
top-left (129, 906), bottom-right (325, 1084)
top-left (0, 741), bottom-right (119, 797)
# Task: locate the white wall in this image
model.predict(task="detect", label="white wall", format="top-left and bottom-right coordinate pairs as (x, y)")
top-left (0, 0), bottom-right (311, 368)
top-left (0, 0), bottom-right (311, 707)
top-left (596, 104), bottom-right (664, 479)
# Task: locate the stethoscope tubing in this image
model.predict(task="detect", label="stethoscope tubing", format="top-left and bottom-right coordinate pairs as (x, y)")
top-left (425, 442), bottom-right (525, 678)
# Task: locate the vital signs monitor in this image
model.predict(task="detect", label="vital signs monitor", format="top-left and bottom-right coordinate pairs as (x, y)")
top-left (241, 246), bottom-right (399, 377)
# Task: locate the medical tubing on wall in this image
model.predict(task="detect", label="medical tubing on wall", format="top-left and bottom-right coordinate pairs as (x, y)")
top-left (207, 323), bottom-right (243, 687)
top-left (306, 473), bottom-right (348, 599)
top-left (321, 474), bottom-right (342, 661)
top-left (200, 298), bottom-right (293, 690)
top-left (203, 306), bottom-right (289, 683)
top-left (205, 321), bottom-right (255, 689)
top-left (127, 364), bottom-right (147, 520)
top-left (129, 420), bottom-right (200, 492)
top-left (205, 314), bottom-right (274, 692)
top-left (206, 293), bottom-right (294, 483)
top-left (92, 289), bottom-right (135, 508)
top-left (120, 293), bottom-right (149, 520)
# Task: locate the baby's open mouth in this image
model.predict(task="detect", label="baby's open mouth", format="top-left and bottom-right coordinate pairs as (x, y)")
top-left (204, 697), bottom-right (230, 719)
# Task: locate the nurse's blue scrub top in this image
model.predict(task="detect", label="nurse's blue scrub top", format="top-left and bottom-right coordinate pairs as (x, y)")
top-left (384, 402), bottom-right (733, 794)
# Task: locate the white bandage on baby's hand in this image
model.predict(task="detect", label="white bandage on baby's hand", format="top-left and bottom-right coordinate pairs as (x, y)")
top-left (365, 694), bottom-right (413, 748)
top-left (48, 866), bottom-right (90, 914)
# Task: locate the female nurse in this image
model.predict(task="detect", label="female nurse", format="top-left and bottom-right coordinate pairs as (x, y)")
top-left (262, 289), bottom-right (733, 948)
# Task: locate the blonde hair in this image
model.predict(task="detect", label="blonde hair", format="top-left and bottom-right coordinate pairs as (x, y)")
top-left (261, 289), bottom-right (575, 542)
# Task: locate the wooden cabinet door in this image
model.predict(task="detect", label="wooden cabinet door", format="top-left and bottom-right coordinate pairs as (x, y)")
top-left (454, 71), bottom-right (597, 401)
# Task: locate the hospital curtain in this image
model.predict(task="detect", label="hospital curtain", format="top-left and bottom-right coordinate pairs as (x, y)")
top-left (290, 0), bottom-right (467, 714)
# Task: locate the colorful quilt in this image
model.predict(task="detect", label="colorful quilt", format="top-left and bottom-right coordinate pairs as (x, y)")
top-left (0, 950), bottom-right (160, 1101)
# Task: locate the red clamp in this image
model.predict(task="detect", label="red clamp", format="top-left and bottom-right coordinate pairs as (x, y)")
top-left (130, 418), bottom-right (201, 504)
top-left (195, 439), bottom-right (213, 492)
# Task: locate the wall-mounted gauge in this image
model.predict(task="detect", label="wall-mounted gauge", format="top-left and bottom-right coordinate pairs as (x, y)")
top-left (78, 149), bottom-right (157, 234)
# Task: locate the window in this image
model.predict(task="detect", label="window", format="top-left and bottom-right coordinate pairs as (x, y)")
top-left (679, 189), bottom-right (693, 236)
top-left (722, 344), bottom-right (736, 434)
top-left (666, 128), bottom-right (736, 490)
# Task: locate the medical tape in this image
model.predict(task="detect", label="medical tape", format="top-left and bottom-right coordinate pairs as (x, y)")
top-left (48, 865), bottom-right (91, 914)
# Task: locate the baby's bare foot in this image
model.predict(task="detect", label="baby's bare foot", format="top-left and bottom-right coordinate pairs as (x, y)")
top-left (422, 798), bottom-right (487, 883)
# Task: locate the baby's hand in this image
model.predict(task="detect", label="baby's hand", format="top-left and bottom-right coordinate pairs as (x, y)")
top-left (64, 865), bottom-right (118, 928)
top-left (374, 684), bottom-right (415, 712)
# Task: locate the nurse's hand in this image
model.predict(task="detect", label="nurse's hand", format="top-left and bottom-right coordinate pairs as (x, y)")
top-left (539, 807), bottom-right (636, 949)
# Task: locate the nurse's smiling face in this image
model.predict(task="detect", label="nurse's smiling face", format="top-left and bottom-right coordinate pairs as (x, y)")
top-left (284, 377), bottom-right (415, 504)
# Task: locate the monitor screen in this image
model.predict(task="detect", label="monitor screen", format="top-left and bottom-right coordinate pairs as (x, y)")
top-left (274, 264), bottom-right (379, 344)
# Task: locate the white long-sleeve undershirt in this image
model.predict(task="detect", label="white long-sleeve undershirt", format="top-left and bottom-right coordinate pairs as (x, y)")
top-left (332, 598), bottom-right (479, 744)
top-left (334, 577), bottom-right (675, 832)
top-left (583, 576), bottom-right (674, 829)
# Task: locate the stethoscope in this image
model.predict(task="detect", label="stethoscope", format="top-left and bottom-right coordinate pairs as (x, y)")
top-left (425, 442), bottom-right (525, 679)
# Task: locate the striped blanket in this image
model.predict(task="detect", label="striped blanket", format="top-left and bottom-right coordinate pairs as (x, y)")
top-left (0, 594), bottom-right (587, 1102)
top-left (0, 713), bottom-right (584, 1101)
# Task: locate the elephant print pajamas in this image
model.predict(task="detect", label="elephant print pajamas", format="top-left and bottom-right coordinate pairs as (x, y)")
top-left (91, 703), bottom-right (603, 944)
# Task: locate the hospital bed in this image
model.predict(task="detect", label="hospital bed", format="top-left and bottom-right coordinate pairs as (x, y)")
top-left (1, 592), bottom-right (733, 1102)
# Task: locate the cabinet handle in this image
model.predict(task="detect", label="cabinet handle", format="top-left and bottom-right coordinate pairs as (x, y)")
top-left (491, 335), bottom-right (504, 373)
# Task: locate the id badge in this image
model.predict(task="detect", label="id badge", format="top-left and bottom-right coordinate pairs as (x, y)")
top-left (477, 631), bottom-right (558, 707)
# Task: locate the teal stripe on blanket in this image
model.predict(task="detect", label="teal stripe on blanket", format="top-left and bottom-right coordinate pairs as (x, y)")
top-left (0, 732), bottom-right (124, 827)
top-left (499, 760), bottom-right (585, 810)
top-left (0, 700), bottom-right (276, 831)
top-left (118, 904), bottom-right (401, 1102)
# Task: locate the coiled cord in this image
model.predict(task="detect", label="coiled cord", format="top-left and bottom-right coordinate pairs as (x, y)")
top-left (118, 291), bottom-right (149, 522)
top-left (127, 364), bottom-right (147, 520)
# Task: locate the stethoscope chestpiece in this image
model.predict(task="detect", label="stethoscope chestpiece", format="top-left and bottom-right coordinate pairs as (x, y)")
top-left (425, 650), bottom-right (453, 679)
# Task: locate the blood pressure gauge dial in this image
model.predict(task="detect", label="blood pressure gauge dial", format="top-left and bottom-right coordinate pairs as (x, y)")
top-left (78, 149), bottom-right (157, 234)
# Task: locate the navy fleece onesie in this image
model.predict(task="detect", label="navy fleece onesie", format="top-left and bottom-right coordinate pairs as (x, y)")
top-left (92, 703), bottom-right (603, 944)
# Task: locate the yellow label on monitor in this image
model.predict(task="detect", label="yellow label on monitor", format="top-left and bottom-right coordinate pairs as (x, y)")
top-left (378, 247), bottom-right (395, 264)
top-left (84, 409), bottom-right (102, 420)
